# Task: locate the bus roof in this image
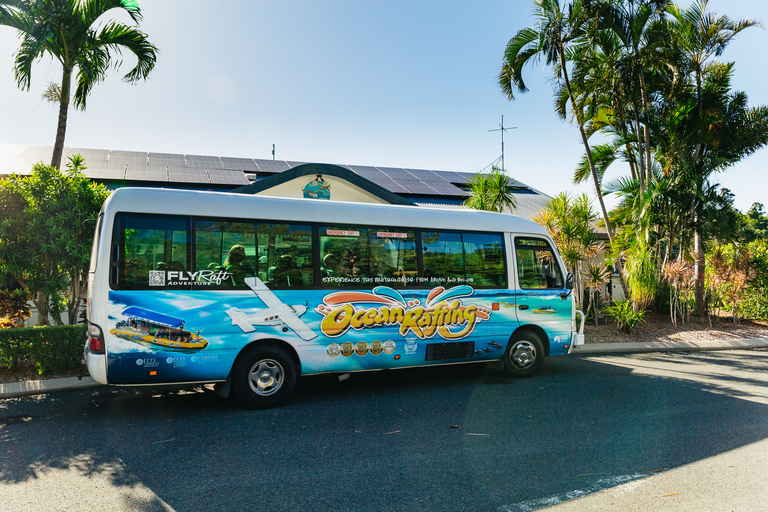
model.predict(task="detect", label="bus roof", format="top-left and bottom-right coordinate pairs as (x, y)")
top-left (101, 187), bottom-right (550, 236)
top-left (122, 307), bottom-right (185, 328)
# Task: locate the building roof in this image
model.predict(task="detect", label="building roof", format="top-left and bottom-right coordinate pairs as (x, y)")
top-left (0, 143), bottom-right (552, 218)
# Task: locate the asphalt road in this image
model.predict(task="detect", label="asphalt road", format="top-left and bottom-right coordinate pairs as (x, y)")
top-left (2, 349), bottom-right (768, 512)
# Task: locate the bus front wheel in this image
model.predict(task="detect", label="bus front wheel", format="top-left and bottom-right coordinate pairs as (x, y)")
top-left (232, 344), bottom-right (297, 409)
top-left (503, 331), bottom-right (544, 378)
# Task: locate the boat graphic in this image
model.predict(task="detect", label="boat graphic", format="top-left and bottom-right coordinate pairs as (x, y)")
top-left (110, 307), bottom-right (208, 350)
top-left (531, 307), bottom-right (557, 314)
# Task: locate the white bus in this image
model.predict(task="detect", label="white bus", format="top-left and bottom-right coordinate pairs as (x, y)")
top-left (85, 188), bottom-right (584, 408)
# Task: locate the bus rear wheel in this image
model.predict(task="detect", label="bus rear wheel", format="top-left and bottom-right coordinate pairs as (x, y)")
top-left (503, 331), bottom-right (544, 378)
top-left (232, 344), bottom-right (297, 409)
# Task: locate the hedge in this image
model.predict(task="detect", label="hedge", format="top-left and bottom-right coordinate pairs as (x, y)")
top-left (0, 325), bottom-right (86, 375)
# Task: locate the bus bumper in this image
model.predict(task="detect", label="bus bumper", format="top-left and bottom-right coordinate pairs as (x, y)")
top-left (84, 347), bottom-right (108, 385)
top-left (567, 310), bottom-right (586, 354)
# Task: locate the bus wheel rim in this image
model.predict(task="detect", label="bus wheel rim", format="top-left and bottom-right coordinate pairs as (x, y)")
top-left (509, 341), bottom-right (536, 370)
top-left (248, 359), bottom-right (283, 396)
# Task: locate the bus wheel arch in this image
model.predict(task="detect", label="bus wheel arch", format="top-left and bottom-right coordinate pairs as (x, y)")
top-left (230, 339), bottom-right (300, 409)
top-left (502, 326), bottom-right (547, 378)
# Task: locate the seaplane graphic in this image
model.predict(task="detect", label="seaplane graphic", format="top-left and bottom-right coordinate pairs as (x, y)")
top-left (225, 276), bottom-right (318, 341)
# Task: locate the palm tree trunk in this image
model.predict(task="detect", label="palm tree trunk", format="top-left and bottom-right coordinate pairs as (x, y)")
top-left (558, 49), bottom-right (629, 299)
top-left (638, 69), bottom-right (654, 189)
top-left (694, 227), bottom-right (706, 316)
top-left (50, 68), bottom-right (72, 170)
top-left (633, 106), bottom-right (645, 190)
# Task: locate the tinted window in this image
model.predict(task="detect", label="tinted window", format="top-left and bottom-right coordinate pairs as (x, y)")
top-left (115, 214), bottom-right (190, 289)
top-left (195, 220), bottom-right (256, 288)
top-left (515, 237), bottom-right (563, 289)
top-left (463, 232), bottom-right (507, 287)
top-left (368, 228), bottom-right (417, 287)
top-left (258, 223), bottom-right (313, 288)
top-left (422, 231), bottom-right (506, 288)
top-left (319, 226), bottom-right (369, 287)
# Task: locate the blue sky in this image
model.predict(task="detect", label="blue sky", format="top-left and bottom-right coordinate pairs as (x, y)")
top-left (1, 0), bottom-right (766, 212)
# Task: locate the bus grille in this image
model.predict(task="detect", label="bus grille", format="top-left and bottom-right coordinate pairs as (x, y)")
top-left (425, 341), bottom-right (475, 361)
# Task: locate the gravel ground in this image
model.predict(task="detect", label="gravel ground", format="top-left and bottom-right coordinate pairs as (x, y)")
top-left (584, 311), bottom-right (768, 344)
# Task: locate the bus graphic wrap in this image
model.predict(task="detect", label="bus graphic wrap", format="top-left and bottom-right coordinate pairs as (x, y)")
top-left (85, 188), bottom-right (585, 406)
top-left (105, 283), bottom-right (571, 384)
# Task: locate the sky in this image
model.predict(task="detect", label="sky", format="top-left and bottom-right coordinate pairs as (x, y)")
top-left (1, 0), bottom-right (766, 213)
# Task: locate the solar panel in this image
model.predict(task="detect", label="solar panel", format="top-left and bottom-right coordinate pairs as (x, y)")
top-left (378, 167), bottom-right (416, 180)
top-left (69, 148), bottom-right (110, 165)
top-left (284, 161), bottom-right (306, 169)
top-left (125, 164), bottom-right (168, 182)
top-left (208, 169), bottom-right (249, 185)
top-left (423, 180), bottom-right (466, 196)
top-left (82, 167), bottom-right (121, 180)
top-left (185, 154), bottom-right (222, 168)
top-left (108, 150), bottom-right (147, 165)
top-left (148, 152), bottom-right (186, 167)
top-left (169, 167), bottom-right (209, 183)
top-left (398, 180), bottom-right (439, 195)
top-left (366, 177), bottom-right (409, 194)
top-left (220, 157), bottom-right (259, 171)
top-left (432, 170), bottom-right (468, 184)
top-left (254, 159), bottom-right (291, 173)
top-left (347, 165), bottom-right (389, 180)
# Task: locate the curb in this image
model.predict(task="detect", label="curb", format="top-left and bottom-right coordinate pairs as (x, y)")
top-left (3, 338), bottom-right (768, 399)
top-left (0, 376), bottom-right (99, 399)
top-left (573, 336), bottom-right (768, 354)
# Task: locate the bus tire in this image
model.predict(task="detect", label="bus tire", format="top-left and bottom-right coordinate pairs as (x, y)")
top-left (503, 331), bottom-right (544, 378)
top-left (232, 344), bottom-right (297, 409)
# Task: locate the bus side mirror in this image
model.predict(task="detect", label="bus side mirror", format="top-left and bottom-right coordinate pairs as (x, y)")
top-left (565, 273), bottom-right (574, 290)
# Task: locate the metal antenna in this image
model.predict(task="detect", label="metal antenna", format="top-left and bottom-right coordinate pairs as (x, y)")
top-left (488, 115), bottom-right (517, 172)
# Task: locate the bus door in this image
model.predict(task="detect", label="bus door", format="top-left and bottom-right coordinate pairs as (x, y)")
top-left (512, 237), bottom-right (572, 355)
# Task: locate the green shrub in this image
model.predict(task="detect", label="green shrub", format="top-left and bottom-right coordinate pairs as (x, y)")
top-left (605, 300), bottom-right (646, 334)
top-left (0, 325), bottom-right (86, 374)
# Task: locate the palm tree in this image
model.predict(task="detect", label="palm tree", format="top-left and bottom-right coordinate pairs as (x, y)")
top-left (533, 192), bottom-right (601, 309)
top-left (663, 0), bottom-right (761, 314)
top-left (0, 0), bottom-right (158, 169)
top-left (585, 0), bottom-right (670, 190)
top-left (463, 167), bottom-right (517, 213)
top-left (498, 0), bottom-right (620, 272)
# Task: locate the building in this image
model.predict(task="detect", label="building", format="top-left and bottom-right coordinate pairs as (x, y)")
top-left (0, 143), bottom-right (552, 218)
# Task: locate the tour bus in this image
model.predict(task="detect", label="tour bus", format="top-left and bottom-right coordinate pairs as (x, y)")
top-left (85, 187), bottom-right (585, 408)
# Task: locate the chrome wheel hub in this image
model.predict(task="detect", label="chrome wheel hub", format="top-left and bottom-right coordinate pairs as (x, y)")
top-left (249, 359), bottom-right (283, 396)
top-left (509, 341), bottom-right (536, 370)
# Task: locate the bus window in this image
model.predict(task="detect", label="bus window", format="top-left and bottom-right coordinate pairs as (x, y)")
top-left (319, 226), bottom-right (369, 287)
top-left (463, 233), bottom-right (507, 287)
top-left (421, 231), bottom-right (464, 287)
top-left (195, 220), bottom-right (256, 287)
top-left (515, 237), bottom-right (563, 289)
top-left (114, 214), bottom-right (190, 289)
top-left (368, 229), bottom-right (417, 287)
top-left (257, 223), bottom-right (313, 288)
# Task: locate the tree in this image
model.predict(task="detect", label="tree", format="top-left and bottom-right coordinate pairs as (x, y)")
top-left (462, 167), bottom-right (517, 213)
top-left (663, 1), bottom-right (762, 315)
top-left (499, 0), bottom-right (619, 258)
top-left (533, 192), bottom-right (602, 309)
top-left (0, 0), bottom-right (158, 169)
top-left (0, 156), bottom-right (109, 325)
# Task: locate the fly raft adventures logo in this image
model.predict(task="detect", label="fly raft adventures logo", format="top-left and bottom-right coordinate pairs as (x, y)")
top-left (315, 285), bottom-right (491, 340)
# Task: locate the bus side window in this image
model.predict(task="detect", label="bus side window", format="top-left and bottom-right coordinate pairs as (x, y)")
top-left (319, 226), bottom-right (369, 288)
top-left (115, 214), bottom-right (190, 289)
top-left (421, 231), bottom-right (464, 287)
top-left (195, 220), bottom-right (257, 288)
top-left (463, 232), bottom-right (507, 288)
top-left (257, 223), bottom-right (313, 289)
top-left (368, 229), bottom-right (417, 287)
top-left (514, 237), bottom-right (563, 290)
